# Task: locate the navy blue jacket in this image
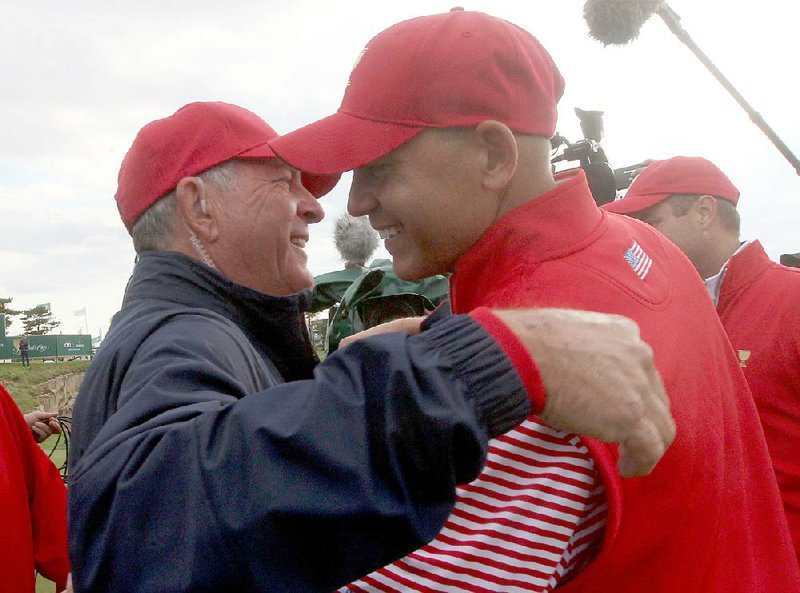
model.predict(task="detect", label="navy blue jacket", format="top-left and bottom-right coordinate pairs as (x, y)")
top-left (68, 252), bottom-right (530, 592)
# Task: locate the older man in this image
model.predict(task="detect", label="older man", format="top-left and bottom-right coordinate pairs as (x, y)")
top-left (68, 101), bottom-right (673, 593)
top-left (605, 155), bottom-right (800, 563)
top-left (271, 9), bottom-right (799, 591)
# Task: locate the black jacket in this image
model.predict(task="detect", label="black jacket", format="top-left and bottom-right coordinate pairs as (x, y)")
top-left (69, 251), bottom-right (530, 592)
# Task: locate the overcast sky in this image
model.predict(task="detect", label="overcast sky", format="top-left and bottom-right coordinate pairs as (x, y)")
top-left (1, 0), bottom-right (798, 337)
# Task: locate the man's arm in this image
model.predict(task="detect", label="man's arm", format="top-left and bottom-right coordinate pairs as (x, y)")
top-left (341, 307), bottom-right (675, 477)
top-left (68, 308), bottom-right (674, 592)
top-left (479, 308), bottom-right (674, 477)
top-left (1, 387), bottom-right (70, 591)
top-left (68, 314), bottom-right (529, 593)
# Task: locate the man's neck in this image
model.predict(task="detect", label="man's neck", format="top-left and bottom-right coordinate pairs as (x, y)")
top-left (698, 233), bottom-right (742, 280)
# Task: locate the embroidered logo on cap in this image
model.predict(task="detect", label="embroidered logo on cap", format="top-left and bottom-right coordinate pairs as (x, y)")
top-left (738, 350), bottom-right (751, 368)
top-left (347, 47), bottom-right (368, 86)
top-left (624, 241), bottom-right (653, 280)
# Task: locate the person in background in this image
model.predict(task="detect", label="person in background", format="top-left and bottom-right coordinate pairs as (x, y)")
top-left (67, 101), bottom-right (674, 593)
top-left (271, 9), bottom-right (798, 591)
top-left (311, 213), bottom-right (449, 353)
top-left (311, 214), bottom-right (381, 310)
top-left (0, 384), bottom-right (69, 592)
top-left (19, 334), bottom-right (30, 367)
top-left (604, 155), bottom-right (800, 564)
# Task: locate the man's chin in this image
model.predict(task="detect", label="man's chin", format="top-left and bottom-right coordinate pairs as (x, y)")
top-left (291, 270), bottom-right (314, 293)
top-left (391, 259), bottom-right (430, 282)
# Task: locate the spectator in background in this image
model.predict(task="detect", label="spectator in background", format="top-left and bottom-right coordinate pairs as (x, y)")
top-left (310, 214), bottom-right (380, 312)
top-left (19, 334), bottom-right (30, 367)
top-left (0, 383), bottom-right (69, 592)
top-left (604, 155), bottom-right (800, 564)
top-left (311, 213), bottom-right (449, 353)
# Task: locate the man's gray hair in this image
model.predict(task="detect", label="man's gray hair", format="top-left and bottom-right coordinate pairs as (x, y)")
top-left (131, 160), bottom-right (239, 253)
top-left (667, 193), bottom-right (741, 237)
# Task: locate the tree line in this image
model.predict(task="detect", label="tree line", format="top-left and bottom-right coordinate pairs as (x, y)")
top-left (1, 298), bottom-right (61, 335)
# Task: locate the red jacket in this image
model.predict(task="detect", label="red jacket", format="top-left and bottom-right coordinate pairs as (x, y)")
top-left (449, 171), bottom-right (799, 592)
top-left (0, 384), bottom-right (69, 592)
top-left (717, 240), bottom-right (800, 563)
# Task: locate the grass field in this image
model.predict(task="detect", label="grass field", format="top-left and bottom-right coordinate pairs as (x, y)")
top-left (1, 361), bottom-right (86, 592)
top-left (0, 359), bottom-right (90, 413)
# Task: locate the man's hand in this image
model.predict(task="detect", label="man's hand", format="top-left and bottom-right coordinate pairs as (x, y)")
top-left (339, 317), bottom-right (426, 349)
top-left (23, 410), bottom-right (62, 443)
top-left (490, 308), bottom-right (675, 478)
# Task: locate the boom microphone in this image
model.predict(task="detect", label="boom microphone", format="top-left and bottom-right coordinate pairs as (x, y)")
top-left (583, 0), bottom-right (663, 45)
top-left (333, 213), bottom-right (379, 268)
top-left (583, 0), bottom-right (800, 176)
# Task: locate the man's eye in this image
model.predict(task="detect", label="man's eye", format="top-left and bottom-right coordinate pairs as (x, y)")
top-left (366, 164), bottom-right (391, 181)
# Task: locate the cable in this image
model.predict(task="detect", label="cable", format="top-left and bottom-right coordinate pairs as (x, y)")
top-left (45, 415), bottom-right (72, 483)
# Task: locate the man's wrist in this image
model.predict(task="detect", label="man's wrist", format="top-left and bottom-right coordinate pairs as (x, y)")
top-left (469, 307), bottom-right (546, 415)
top-left (422, 313), bottom-right (531, 437)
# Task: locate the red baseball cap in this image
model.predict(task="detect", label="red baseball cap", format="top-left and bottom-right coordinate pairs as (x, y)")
top-left (115, 101), bottom-right (341, 234)
top-left (603, 156), bottom-right (740, 215)
top-left (269, 9), bottom-right (565, 174)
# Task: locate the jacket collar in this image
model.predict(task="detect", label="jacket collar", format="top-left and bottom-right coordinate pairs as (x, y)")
top-left (718, 240), bottom-right (770, 306)
top-left (122, 251), bottom-right (316, 380)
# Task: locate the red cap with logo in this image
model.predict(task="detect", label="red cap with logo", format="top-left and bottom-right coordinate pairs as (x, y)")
top-left (115, 101), bottom-right (340, 234)
top-left (603, 156), bottom-right (740, 215)
top-left (269, 9), bottom-right (565, 174)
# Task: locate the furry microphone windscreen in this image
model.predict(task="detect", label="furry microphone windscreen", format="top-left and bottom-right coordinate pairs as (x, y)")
top-left (584, 0), bottom-right (663, 45)
top-left (333, 213), bottom-right (380, 267)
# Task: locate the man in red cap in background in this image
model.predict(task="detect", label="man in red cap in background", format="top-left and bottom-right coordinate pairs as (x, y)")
top-left (271, 9), bottom-right (799, 592)
top-left (66, 101), bottom-right (675, 593)
top-left (605, 155), bottom-right (800, 564)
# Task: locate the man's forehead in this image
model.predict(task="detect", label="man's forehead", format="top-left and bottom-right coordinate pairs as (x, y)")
top-left (356, 127), bottom-right (466, 171)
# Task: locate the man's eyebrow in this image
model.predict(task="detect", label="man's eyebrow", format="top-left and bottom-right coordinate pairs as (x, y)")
top-left (365, 154), bottom-right (397, 169)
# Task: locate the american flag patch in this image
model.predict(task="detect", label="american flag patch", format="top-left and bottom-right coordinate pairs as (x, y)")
top-left (624, 240), bottom-right (653, 280)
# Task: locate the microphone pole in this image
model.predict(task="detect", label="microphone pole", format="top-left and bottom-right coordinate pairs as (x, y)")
top-left (656, 3), bottom-right (800, 176)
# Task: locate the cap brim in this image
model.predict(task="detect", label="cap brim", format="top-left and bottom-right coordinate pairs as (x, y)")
top-left (270, 111), bottom-right (425, 175)
top-left (238, 142), bottom-right (341, 198)
top-left (602, 192), bottom-right (671, 215)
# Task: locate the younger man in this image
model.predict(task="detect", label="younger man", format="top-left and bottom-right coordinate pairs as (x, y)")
top-left (272, 9), bottom-right (799, 591)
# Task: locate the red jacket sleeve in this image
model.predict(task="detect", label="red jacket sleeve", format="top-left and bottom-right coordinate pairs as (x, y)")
top-left (469, 307), bottom-right (546, 414)
top-left (0, 385), bottom-right (69, 591)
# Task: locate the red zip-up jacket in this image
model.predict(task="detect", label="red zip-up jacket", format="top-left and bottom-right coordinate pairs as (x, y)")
top-left (717, 240), bottom-right (800, 564)
top-left (450, 171), bottom-right (798, 592)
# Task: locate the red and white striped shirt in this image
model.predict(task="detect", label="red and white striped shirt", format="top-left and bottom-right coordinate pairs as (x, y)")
top-left (340, 419), bottom-right (606, 592)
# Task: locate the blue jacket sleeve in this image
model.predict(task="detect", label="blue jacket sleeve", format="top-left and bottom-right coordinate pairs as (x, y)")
top-left (68, 314), bottom-right (530, 593)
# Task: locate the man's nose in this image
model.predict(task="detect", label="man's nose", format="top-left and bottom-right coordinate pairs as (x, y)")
top-left (348, 172), bottom-right (377, 217)
top-left (296, 188), bottom-right (324, 223)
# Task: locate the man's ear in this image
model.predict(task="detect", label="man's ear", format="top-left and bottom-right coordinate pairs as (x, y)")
top-left (175, 177), bottom-right (218, 242)
top-left (693, 194), bottom-right (718, 230)
top-left (475, 120), bottom-right (518, 191)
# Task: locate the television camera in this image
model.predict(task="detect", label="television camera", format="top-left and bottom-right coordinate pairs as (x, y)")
top-left (551, 107), bottom-right (651, 205)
